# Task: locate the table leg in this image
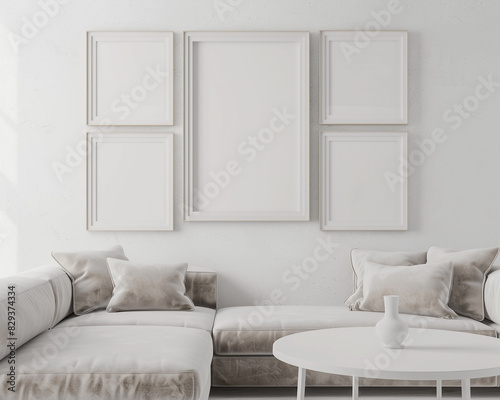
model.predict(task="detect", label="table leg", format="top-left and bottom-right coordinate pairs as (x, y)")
top-left (297, 367), bottom-right (306, 400)
top-left (436, 380), bottom-right (442, 399)
top-left (461, 378), bottom-right (471, 400)
top-left (352, 376), bottom-right (359, 400)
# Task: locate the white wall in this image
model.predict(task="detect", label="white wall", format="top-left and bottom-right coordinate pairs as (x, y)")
top-left (1, 0), bottom-right (500, 307)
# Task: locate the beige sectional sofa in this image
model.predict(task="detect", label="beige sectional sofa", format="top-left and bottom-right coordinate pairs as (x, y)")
top-left (1, 264), bottom-right (500, 399)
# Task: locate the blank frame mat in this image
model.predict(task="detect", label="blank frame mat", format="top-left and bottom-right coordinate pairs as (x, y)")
top-left (328, 41), bottom-right (400, 118)
top-left (191, 41), bottom-right (302, 214)
top-left (88, 133), bottom-right (173, 231)
top-left (87, 31), bottom-right (173, 125)
top-left (322, 133), bottom-right (407, 230)
top-left (95, 142), bottom-right (167, 223)
top-left (96, 42), bottom-right (169, 120)
top-left (321, 31), bottom-right (407, 124)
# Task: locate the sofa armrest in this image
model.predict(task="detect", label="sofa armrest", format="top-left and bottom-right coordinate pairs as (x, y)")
top-left (485, 270), bottom-right (500, 325)
top-left (0, 275), bottom-right (55, 360)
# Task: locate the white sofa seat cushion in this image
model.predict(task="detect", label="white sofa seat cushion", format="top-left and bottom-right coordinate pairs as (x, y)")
top-left (0, 325), bottom-right (213, 400)
top-left (213, 306), bottom-right (496, 356)
top-left (55, 306), bottom-right (216, 332)
top-left (0, 277), bottom-right (55, 360)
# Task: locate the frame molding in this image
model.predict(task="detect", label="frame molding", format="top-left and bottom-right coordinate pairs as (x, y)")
top-left (87, 132), bottom-right (174, 231)
top-left (320, 31), bottom-right (408, 125)
top-left (320, 131), bottom-right (408, 230)
top-left (87, 31), bottom-right (174, 126)
top-left (184, 31), bottom-right (310, 221)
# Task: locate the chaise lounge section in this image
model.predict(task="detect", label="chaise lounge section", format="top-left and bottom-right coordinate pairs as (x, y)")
top-left (0, 265), bottom-right (217, 400)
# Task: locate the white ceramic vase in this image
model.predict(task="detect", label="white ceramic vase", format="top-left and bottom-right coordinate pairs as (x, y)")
top-left (375, 295), bottom-right (409, 349)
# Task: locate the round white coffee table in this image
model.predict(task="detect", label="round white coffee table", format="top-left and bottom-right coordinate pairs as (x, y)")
top-left (273, 327), bottom-right (500, 400)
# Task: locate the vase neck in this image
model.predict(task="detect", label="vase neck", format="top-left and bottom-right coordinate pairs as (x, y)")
top-left (384, 296), bottom-right (400, 317)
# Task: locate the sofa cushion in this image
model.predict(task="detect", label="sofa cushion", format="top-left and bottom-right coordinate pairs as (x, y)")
top-left (55, 306), bottom-right (216, 332)
top-left (345, 249), bottom-right (427, 306)
top-left (106, 260), bottom-right (194, 312)
top-left (52, 245), bottom-right (128, 315)
top-left (212, 306), bottom-right (496, 356)
top-left (19, 265), bottom-right (73, 327)
top-left (352, 261), bottom-right (457, 318)
top-left (427, 246), bottom-right (499, 321)
top-left (0, 277), bottom-right (55, 360)
top-left (0, 325), bottom-right (213, 400)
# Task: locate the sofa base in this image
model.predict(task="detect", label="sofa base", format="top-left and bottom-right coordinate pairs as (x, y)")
top-left (1, 325), bottom-right (213, 400)
top-left (211, 356), bottom-right (497, 387)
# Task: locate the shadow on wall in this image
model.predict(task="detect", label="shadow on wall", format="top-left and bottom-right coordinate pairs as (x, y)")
top-left (0, 24), bottom-right (18, 277)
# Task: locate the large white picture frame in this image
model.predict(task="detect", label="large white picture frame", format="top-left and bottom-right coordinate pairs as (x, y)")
top-left (87, 132), bottom-right (174, 231)
top-left (320, 132), bottom-right (407, 230)
top-left (87, 31), bottom-right (174, 126)
top-left (184, 31), bottom-right (309, 221)
top-left (320, 31), bottom-right (407, 124)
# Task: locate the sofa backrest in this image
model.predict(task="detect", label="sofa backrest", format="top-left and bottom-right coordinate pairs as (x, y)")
top-left (0, 275), bottom-right (59, 360)
top-left (19, 265), bottom-right (73, 326)
top-left (30, 264), bottom-right (218, 310)
top-left (185, 267), bottom-right (217, 309)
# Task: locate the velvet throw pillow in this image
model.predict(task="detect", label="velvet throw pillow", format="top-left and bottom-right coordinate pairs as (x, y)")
top-left (344, 249), bottom-right (427, 307)
top-left (52, 245), bottom-right (128, 315)
top-left (427, 246), bottom-right (499, 321)
top-left (106, 259), bottom-right (195, 312)
top-left (352, 261), bottom-right (457, 319)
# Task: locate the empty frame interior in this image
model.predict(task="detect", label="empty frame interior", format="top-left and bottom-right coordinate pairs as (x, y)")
top-left (321, 132), bottom-right (407, 230)
top-left (320, 31), bottom-right (407, 124)
top-left (184, 31), bottom-right (309, 221)
top-left (87, 31), bottom-right (173, 126)
top-left (87, 133), bottom-right (174, 231)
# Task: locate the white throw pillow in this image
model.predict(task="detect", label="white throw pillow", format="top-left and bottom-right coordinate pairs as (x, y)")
top-left (52, 245), bottom-right (128, 315)
top-left (427, 246), bottom-right (499, 321)
top-left (352, 261), bottom-right (457, 319)
top-left (106, 259), bottom-right (194, 312)
top-left (344, 249), bottom-right (427, 307)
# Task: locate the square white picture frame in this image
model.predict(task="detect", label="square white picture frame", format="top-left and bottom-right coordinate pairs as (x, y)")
top-left (320, 31), bottom-right (408, 124)
top-left (87, 132), bottom-right (174, 231)
top-left (87, 31), bottom-right (174, 126)
top-left (184, 31), bottom-right (310, 221)
top-left (320, 132), bottom-right (407, 230)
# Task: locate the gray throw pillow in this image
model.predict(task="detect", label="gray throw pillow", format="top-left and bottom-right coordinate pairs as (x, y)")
top-left (353, 261), bottom-right (457, 319)
top-left (427, 246), bottom-right (499, 321)
top-left (106, 259), bottom-right (194, 312)
top-left (345, 249), bottom-right (427, 308)
top-left (52, 245), bottom-right (128, 315)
